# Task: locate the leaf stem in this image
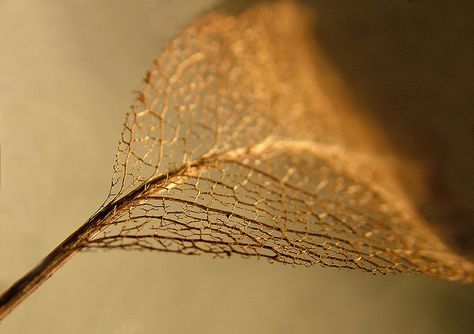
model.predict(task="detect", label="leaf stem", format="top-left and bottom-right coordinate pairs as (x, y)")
top-left (0, 215), bottom-right (97, 321)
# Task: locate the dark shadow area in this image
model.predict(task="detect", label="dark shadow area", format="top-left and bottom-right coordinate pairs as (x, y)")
top-left (305, 0), bottom-right (474, 258)
top-left (218, 0), bottom-right (474, 257)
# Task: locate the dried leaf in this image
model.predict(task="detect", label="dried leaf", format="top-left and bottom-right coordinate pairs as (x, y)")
top-left (1, 0), bottom-right (473, 322)
top-left (87, 1), bottom-right (473, 281)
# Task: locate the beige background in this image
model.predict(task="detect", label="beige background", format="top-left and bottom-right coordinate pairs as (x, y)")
top-left (1, 1), bottom-right (473, 333)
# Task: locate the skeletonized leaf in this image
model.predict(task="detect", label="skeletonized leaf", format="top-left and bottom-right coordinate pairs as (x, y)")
top-left (83, 1), bottom-right (474, 282)
top-left (6, 1), bottom-right (474, 322)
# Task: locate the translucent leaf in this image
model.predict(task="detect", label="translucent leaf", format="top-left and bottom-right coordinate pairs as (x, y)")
top-left (1, 1), bottom-right (473, 321)
top-left (86, 1), bottom-right (473, 282)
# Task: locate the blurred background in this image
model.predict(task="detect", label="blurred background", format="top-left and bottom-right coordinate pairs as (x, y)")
top-left (0, 0), bottom-right (473, 333)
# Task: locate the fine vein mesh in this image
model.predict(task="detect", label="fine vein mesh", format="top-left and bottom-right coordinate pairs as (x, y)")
top-left (89, 1), bottom-right (474, 282)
